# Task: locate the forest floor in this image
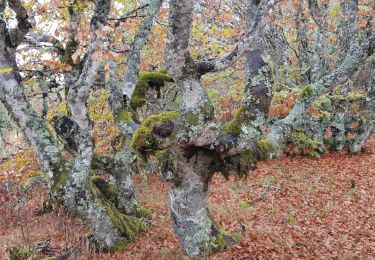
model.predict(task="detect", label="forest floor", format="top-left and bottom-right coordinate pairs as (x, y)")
top-left (0, 135), bottom-right (374, 259)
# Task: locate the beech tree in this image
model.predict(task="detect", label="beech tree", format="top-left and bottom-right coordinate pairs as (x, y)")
top-left (0, 0), bottom-right (374, 257)
top-left (1, 0), bottom-right (146, 251)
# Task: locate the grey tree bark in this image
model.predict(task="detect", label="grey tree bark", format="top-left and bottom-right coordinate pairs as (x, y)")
top-left (154, 0), bottom-right (276, 256)
top-left (105, 0), bottom-right (164, 215)
top-left (1, 0), bottom-right (374, 257)
top-left (349, 59), bottom-right (375, 153)
top-left (0, 0), bottom-right (144, 251)
top-left (154, 0), bottom-right (374, 256)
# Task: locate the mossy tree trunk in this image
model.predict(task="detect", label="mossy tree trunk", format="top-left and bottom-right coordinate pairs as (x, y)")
top-left (91, 149), bottom-right (142, 216)
top-left (162, 1), bottom-right (237, 254)
top-left (168, 149), bottom-right (239, 257)
top-left (328, 86), bottom-right (350, 151)
top-left (267, 0), bottom-right (371, 154)
top-left (115, 150), bottom-right (140, 214)
top-left (267, 33), bottom-right (375, 149)
top-left (156, 0), bottom-right (374, 256)
top-left (117, 2), bottom-right (276, 257)
top-left (53, 175), bottom-right (143, 251)
top-left (304, 1), bottom-right (331, 83)
top-left (349, 59), bottom-right (375, 153)
top-left (0, 0), bottom-right (145, 251)
top-left (129, 108), bottom-right (276, 256)
top-left (230, 0), bottom-right (273, 145)
top-left (53, 0), bottom-right (145, 250)
top-left (103, 0), bottom-right (164, 216)
top-left (1, 0), bottom-right (375, 258)
top-left (295, 2), bottom-right (311, 84)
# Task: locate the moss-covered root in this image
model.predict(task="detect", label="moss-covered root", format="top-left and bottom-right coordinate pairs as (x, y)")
top-left (208, 226), bottom-right (241, 254)
top-left (91, 175), bottom-right (120, 204)
top-left (206, 213), bottom-right (241, 254)
top-left (86, 181), bottom-right (144, 251)
top-left (91, 175), bottom-right (151, 218)
top-left (51, 169), bottom-right (143, 252)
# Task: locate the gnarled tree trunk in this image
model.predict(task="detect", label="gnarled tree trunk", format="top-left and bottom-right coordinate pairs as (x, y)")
top-left (0, 0), bottom-right (145, 251)
top-left (168, 149), bottom-right (238, 257)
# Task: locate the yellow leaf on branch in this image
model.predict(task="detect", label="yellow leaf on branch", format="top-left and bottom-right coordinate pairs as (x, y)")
top-left (0, 68), bottom-right (13, 73)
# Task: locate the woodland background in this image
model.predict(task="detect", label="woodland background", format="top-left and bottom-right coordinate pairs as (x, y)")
top-left (0, 0), bottom-right (374, 259)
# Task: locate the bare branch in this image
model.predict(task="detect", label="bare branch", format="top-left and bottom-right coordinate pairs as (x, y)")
top-left (109, 14), bottom-right (146, 23)
top-left (307, 0), bottom-right (325, 29)
top-left (121, 0), bottom-right (163, 100)
top-left (26, 32), bottom-right (61, 46)
top-left (7, 0), bottom-right (32, 46)
top-left (114, 0), bottom-right (150, 27)
top-left (67, 0), bottom-right (111, 130)
top-left (196, 0), bottom-right (281, 75)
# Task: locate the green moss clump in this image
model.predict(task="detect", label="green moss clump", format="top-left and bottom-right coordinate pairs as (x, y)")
top-left (186, 114), bottom-right (200, 126)
top-left (239, 200), bottom-right (253, 207)
top-left (108, 240), bottom-right (127, 253)
top-left (225, 140), bottom-right (275, 177)
top-left (117, 110), bottom-right (133, 123)
top-left (300, 85), bottom-right (314, 98)
top-left (130, 80), bottom-right (148, 109)
top-left (210, 230), bottom-right (241, 252)
top-left (140, 71), bottom-right (174, 82)
top-left (8, 246), bottom-right (34, 260)
top-left (206, 216), bottom-right (241, 254)
top-left (130, 71), bottom-right (174, 109)
top-left (130, 111), bottom-right (180, 161)
top-left (224, 106), bottom-right (254, 137)
top-left (134, 205), bottom-right (152, 219)
top-left (256, 139), bottom-right (275, 160)
top-left (155, 149), bottom-right (176, 173)
top-left (51, 169), bottom-right (70, 192)
top-left (159, 68), bottom-right (168, 74)
top-left (286, 131), bottom-right (322, 157)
